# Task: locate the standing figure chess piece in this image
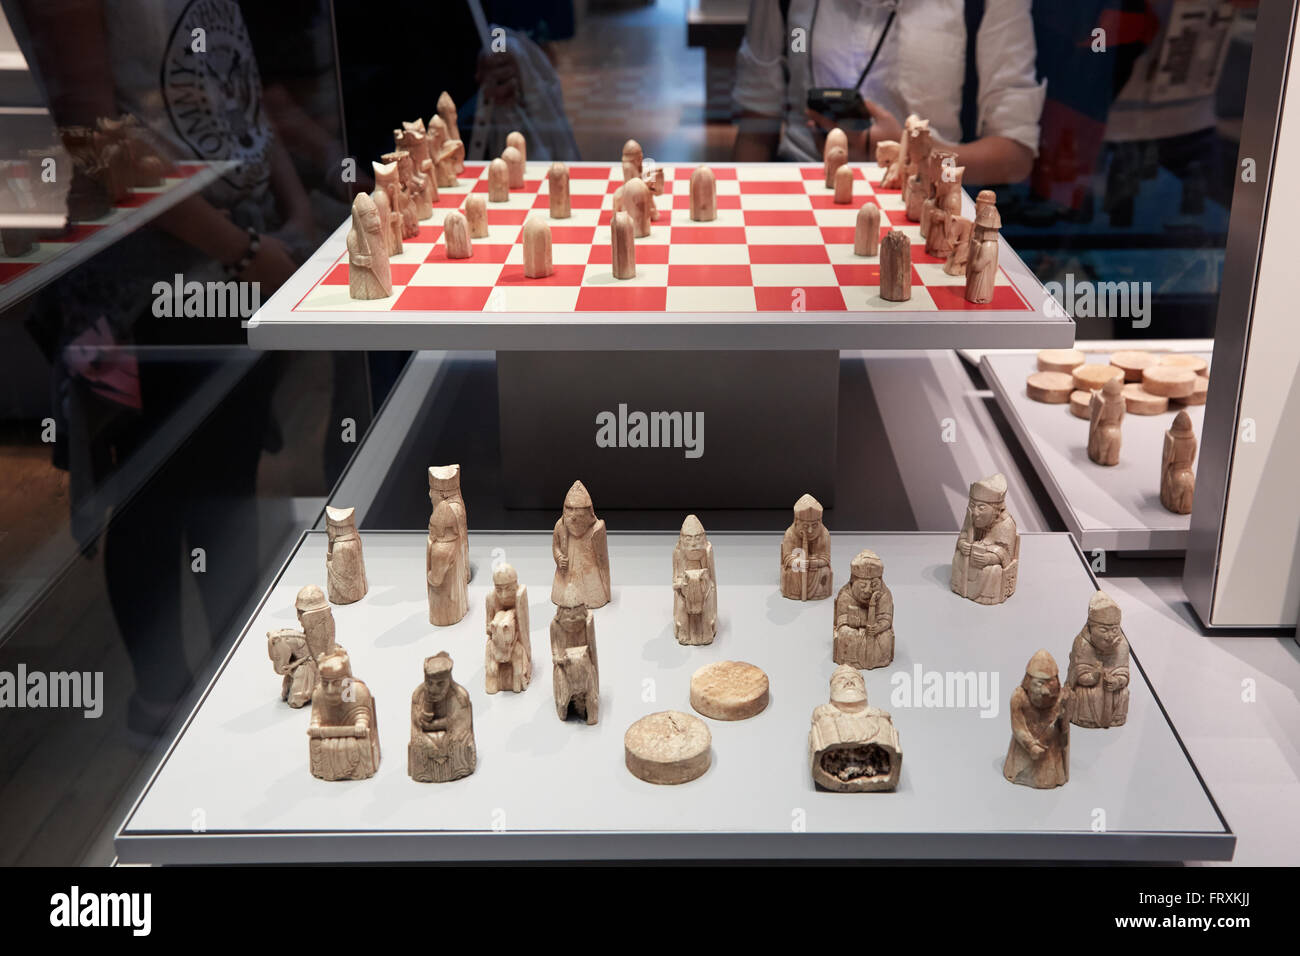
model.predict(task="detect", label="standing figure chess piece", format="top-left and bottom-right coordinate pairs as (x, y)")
top-left (325, 506), bottom-right (368, 605)
top-left (833, 550), bottom-right (894, 669)
top-left (808, 665), bottom-right (902, 792)
top-left (485, 563), bottom-right (532, 694)
top-left (964, 190), bottom-right (1001, 304)
top-left (408, 652), bottom-right (476, 783)
top-left (428, 465), bottom-right (469, 574)
top-left (551, 480), bottom-right (611, 609)
top-left (437, 91), bottom-right (460, 142)
top-left (370, 185), bottom-right (401, 257)
top-left (551, 592), bottom-right (600, 724)
top-left (1066, 591), bottom-right (1131, 729)
top-left (942, 215), bottom-right (974, 276)
top-left (780, 493), bottom-right (832, 601)
top-left (672, 515), bottom-right (717, 646)
top-left (1003, 649), bottom-right (1070, 789)
top-left (1087, 376), bottom-right (1125, 466)
top-left (950, 473), bottom-right (1020, 606)
top-left (346, 193), bottom-right (392, 300)
top-left (902, 120), bottom-right (933, 220)
top-left (924, 165), bottom-right (964, 258)
top-left (374, 160), bottom-right (416, 244)
top-left (267, 628), bottom-right (317, 708)
top-left (295, 585), bottom-right (338, 661)
top-left (396, 124), bottom-right (437, 208)
top-left (1160, 410), bottom-right (1197, 514)
top-left (308, 652), bottom-right (380, 781)
top-left (427, 500), bottom-right (469, 626)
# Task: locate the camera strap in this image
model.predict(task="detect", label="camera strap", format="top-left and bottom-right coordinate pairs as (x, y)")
top-left (807, 0), bottom-right (897, 91)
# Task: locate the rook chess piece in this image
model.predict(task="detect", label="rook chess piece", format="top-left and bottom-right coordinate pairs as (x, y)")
top-left (964, 190), bottom-right (1001, 304)
top-left (551, 594), bottom-right (600, 724)
top-left (308, 652), bottom-right (380, 781)
top-left (487, 157), bottom-right (509, 202)
top-left (824, 145), bottom-right (847, 189)
top-left (780, 493), bottom-right (833, 601)
top-left (672, 514), bottom-right (717, 645)
top-left (522, 216), bottom-right (553, 278)
top-left (623, 176), bottom-right (652, 238)
top-left (853, 202), bottom-right (880, 256)
top-left (408, 652), bottom-right (476, 782)
top-left (1159, 410), bottom-right (1197, 514)
top-left (833, 163), bottom-right (853, 203)
top-left (295, 585), bottom-right (339, 661)
top-left (611, 210), bottom-right (636, 279)
top-left (809, 665), bottom-right (902, 792)
top-left (428, 464), bottom-right (469, 572)
top-left (833, 550), bottom-right (895, 669)
top-left (506, 129), bottom-right (526, 164)
top-left (485, 564), bottom-right (531, 694)
top-left (1003, 650), bottom-right (1070, 789)
top-left (267, 628), bottom-right (317, 708)
top-left (442, 210), bottom-right (472, 259)
top-left (689, 165), bottom-right (716, 222)
top-left (551, 480), bottom-right (611, 609)
top-left (622, 139), bottom-right (643, 178)
top-left (548, 161), bottom-right (571, 219)
top-left (1087, 376), bottom-right (1125, 466)
top-left (502, 145), bottom-right (525, 189)
top-left (824, 127), bottom-right (848, 162)
top-left (346, 193), bottom-right (392, 300)
top-left (1066, 591), bottom-right (1131, 729)
top-left (427, 499), bottom-right (469, 625)
top-left (879, 228), bottom-right (912, 301)
top-left (325, 505), bottom-right (368, 604)
top-left (950, 473), bottom-right (1020, 605)
top-left (464, 195), bottom-right (488, 238)
top-left (437, 91), bottom-right (460, 142)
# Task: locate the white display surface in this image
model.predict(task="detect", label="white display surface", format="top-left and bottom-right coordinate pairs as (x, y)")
top-left (116, 531), bottom-right (1230, 863)
top-left (982, 351), bottom-right (1209, 552)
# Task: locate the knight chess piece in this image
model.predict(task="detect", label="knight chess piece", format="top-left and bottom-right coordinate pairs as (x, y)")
top-left (267, 628), bottom-right (317, 708)
top-left (485, 564), bottom-right (532, 694)
top-left (551, 592), bottom-right (600, 724)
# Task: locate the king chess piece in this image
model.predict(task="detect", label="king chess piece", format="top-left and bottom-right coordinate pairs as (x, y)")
top-left (950, 473), bottom-right (1020, 606)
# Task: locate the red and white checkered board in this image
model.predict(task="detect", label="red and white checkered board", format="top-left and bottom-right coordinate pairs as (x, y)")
top-left (294, 162), bottom-right (1033, 315)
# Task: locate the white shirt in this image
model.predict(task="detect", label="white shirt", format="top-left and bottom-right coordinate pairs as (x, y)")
top-left (733, 0), bottom-right (1046, 162)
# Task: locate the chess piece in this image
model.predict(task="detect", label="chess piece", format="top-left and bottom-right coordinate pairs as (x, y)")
top-left (833, 163), bottom-right (853, 204)
top-left (60, 126), bottom-right (113, 221)
top-left (902, 118), bottom-right (932, 218)
top-left (385, 149), bottom-right (431, 221)
top-left (622, 139), bottom-right (643, 178)
top-left (611, 184), bottom-right (625, 213)
top-left (809, 665), bottom-right (902, 792)
top-left (611, 210), bottom-right (636, 279)
top-left (427, 499), bottom-right (469, 626)
top-left (548, 162), bottom-right (571, 219)
top-left (295, 585), bottom-right (338, 661)
top-left (623, 176), bottom-right (652, 238)
top-left (485, 563), bottom-right (531, 694)
top-left (447, 138), bottom-right (466, 175)
top-left (879, 228), bottom-right (912, 302)
top-left (1122, 383), bottom-right (1168, 415)
top-left (488, 157), bottom-right (509, 202)
top-left (522, 216), bottom-right (553, 278)
top-left (1066, 591), bottom-right (1131, 729)
top-left (437, 90), bottom-right (460, 142)
top-left (346, 193), bottom-right (393, 300)
top-left (429, 464), bottom-right (470, 572)
top-left (1087, 376), bottom-right (1125, 466)
top-left (1158, 353), bottom-right (1209, 376)
top-left (964, 190), bottom-right (1001, 304)
top-left (924, 164), bottom-right (964, 258)
top-left (370, 184), bottom-right (401, 257)
top-left (427, 114), bottom-right (448, 155)
top-left (689, 661), bottom-right (768, 721)
top-left (824, 127), bottom-right (848, 162)
top-left (434, 141), bottom-right (459, 187)
top-left (942, 215), bottom-right (974, 276)
top-left (622, 160), bottom-right (639, 183)
top-left (876, 139), bottom-right (902, 189)
top-left (506, 129), bottom-right (526, 164)
top-left (1003, 650), bottom-right (1070, 789)
top-left (824, 145), bottom-right (847, 189)
top-left (408, 652), bottom-right (476, 783)
top-left (464, 195), bottom-right (489, 238)
top-left (443, 210), bottom-right (472, 259)
top-left (374, 160), bottom-right (416, 244)
top-left (780, 493), bottom-right (832, 601)
top-left (625, 711), bottom-right (711, 784)
top-left (853, 202), bottom-right (880, 256)
top-left (672, 514), bottom-right (717, 645)
top-left (502, 145), bottom-right (525, 189)
top-left (381, 151), bottom-right (421, 236)
top-left (267, 628), bottom-right (317, 708)
top-left (325, 505), bottom-right (368, 605)
top-left (395, 125), bottom-right (438, 208)
top-left (308, 652), bottom-right (380, 781)
top-left (950, 473), bottom-right (1020, 606)
top-left (689, 165), bottom-right (716, 222)
top-left (1160, 410), bottom-right (1197, 514)
top-left (833, 550), bottom-right (894, 670)
top-left (551, 595), bottom-right (600, 724)
top-left (551, 480), bottom-right (611, 609)
top-left (919, 151), bottom-right (957, 239)
top-left (1073, 363), bottom-right (1123, 392)
top-left (1069, 390), bottom-right (1093, 419)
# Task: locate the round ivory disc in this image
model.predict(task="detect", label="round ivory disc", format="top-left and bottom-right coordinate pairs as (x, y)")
top-left (1172, 375), bottom-right (1208, 406)
top-left (1069, 389), bottom-right (1092, 419)
top-left (690, 660), bottom-right (770, 721)
top-left (625, 711), bottom-right (712, 785)
top-left (1072, 363), bottom-right (1124, 391)
top-left (1122, 383), bottom-right (1168, 415)
top-left (1026, 371), bottom-right (1074, 404)
top-left (1036, 348), bottom-right (1085, 374)
top-left (1158, 353), bottom-right (1209, 376)
top-left (1110, 350), bottom-right (1154, 382)
top-left (1142, 365), bottom-right (1197, 398)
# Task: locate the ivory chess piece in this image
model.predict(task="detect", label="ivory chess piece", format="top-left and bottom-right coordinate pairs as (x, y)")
top-left (427, 499), bottom-right (469, 626)
top-left (622, 139), bottom-right (643, 178)
top-left (854, 203), bottom-right (880, 256)
top-left (395, 125), bottom-right (438, 207)
top-left (465, 195), bottom-right (489, 238)
top-left (374, 160), bottom-right (416, 241)
top-left (370, 183), bottom-right (401, 257)
top-left (672, 514), bottom-right (717, 645)
top-left (551, 480), bottom-right (611, 609)
top-left (1173, 376), bottom-right (1209, 406)
top-left (308, 652), bottom-right (380, 781)
top-left (1003, 649), bottom-right (1070, 789)
top-left (623, 176), bottom-right (652, 238)
top-left (942, 215), bottom-right (974, 275)
top-left (267, 628), bottom-right (316, 708)
top-left (833, 163), bottom-right (854, 203)
top-left (437, 91), bottom-right (460, 142)
top-left (625, 711), bottom-right (712, 784)
top-left (833, 550), bottom-right (895, 669)
top-left (924, 165), bottom-right (964, 258)
top-left (502, 145), bottom-right (525, 189)
top-left (879, 228), bottom-right (912, 301)
top-left (448, 137), bottom-right (467, 176)
top-left (780, 493), bottom-right (832, 601)
top-left (611, 184), bottom-right (625, 213)
top-left (1025, 371), bottom-right (1073, 403)
top-left (381, 151), bottom-right (421, 235)
top-left (950, 473), bottom-right (1020, 606)
top-left (551, 596), bottom-right (600, 724)
top-left (1038, 349), bottom-right (1086, 374)
top-left (1087, 376), bottom-right (1125, 465)
top-left (1066, 591), bottom-right (1131, 729)
top-left (809, 665), bottom-right (902, 792)
top-left (487, 158), bottom-right (509, 201)
top-left (295, 585), bottom-right (338, 661)
top-left (689, 165), bottom-right (716, 222)
top-left (325, 506), bottom-right (368, 604)
top-left (442, 210), bottom-right (472, 259)
top-left (964, 190), bottom-right (1001, 304)
top-left (427, 114), bottom-right (448, 155)
top-left (548, 162), bottom-right (571, 219)
top-left (611, 210), bottom-right (636, 279)
top-left (876, 139), bottom-right (902, 189)
top-left (408, 652), bottom-right (476, 783)
top-left (346, 193), bottom-right (393, 300)
top-left (485, 563), bottom-right (531, 694)
top-left (622, 160), bottom-right (639, 183)
top-left (824, 145), bottom-right (847, 189)
top-left (522, 217), bottom-right (553, 278)
top-left (392, 147), bottom-right (433, 219)
top-left (824, 127), bottom-right (848, 162)
top-left (690, 661), bottom-right (769, 720)
top-left (1160, 410), bottom-right (1197, 514)
top-left (902, 119), bottom-right (932, 219)
top-left (506, 129), bottom-right (526, 164)
top-left (1158, 353), bottom-right (1209, 376)
top-left (434, 141), bottom-right (459, 187)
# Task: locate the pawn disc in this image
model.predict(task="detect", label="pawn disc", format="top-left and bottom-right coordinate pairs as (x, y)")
top-left (1142, 366), bottom-right (1196, 398)
top-left (1172, 375), bottom-right (1208, 406)
top-left (690, 661), bottom-right (770, 721)
top-left (1110, 350), bottom-right (1154, 382)
top-left (1026, 371), bottom-right (1074, 404)
top-left (1036, 349), bottom-right (1085, 374)
top-left (1072, 363), bottom-right (1123, 391)
top-left (625, 711), bottom-right (712, 785)
top-left (1069, 390), bottom-right (1092, 419)
top-left (1122, 383), bottom-right (1168, 415)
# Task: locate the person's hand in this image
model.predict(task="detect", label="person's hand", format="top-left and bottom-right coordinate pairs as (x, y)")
top-left (863, 100), bottom-right (902, 156)
top-left (805, 99), bottom-right (902, 162)
top-left (477, 50), bottom-right (522, 107)
top-left (239, 234), bottom-right (298, 293)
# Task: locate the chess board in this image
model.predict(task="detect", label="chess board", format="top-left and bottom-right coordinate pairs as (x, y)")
top-left (248, 162), bottom-right (1072, 351)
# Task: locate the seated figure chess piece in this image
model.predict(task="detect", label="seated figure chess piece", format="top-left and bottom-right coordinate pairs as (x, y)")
top-left (485, 563), bottom-right (532, 694)
top-left (295, 584), bottom-right (338, 661)
top-left (346, 193), bottom-right (392, 300)
top-left (428, 465), bottom-right (469, 575)
top-left (1159, 410), bottom-right (1197, 514)
top-left (833, 550), bottom-right (895, 669)
top-left (427, 499), bottom-right (469, 626)
top-left (950, 473), bottom-right (1019, 606)
top-left (1087, 376), bottom-right (1125, 466)
top-left (551, 480), bottom-right (611, 609)
top-left (308, 652), bottom-right (380, 781)
top-left (408, 652), bottom-right (476, 782)
top-left (551, 590), bottom-right (599, 725)
top-left (325, 506), bottom-right (368, 605)
top-left (267, 628), bottom-right (316, 708)
top-left (1066, 591), bottom-right (1131, 729)
top-left (780, 493), bottom-right (832, 601)
top-left (672, 514), bottom-right (717, 645)
top-left (809, 665), bottom-right (902, 792)
top-left (1003, 649), bottom-right (1070, 789)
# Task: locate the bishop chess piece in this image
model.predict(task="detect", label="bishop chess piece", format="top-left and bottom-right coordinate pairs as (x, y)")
top-left (950, 473), bottom-right (1019, 606)
top-left (551, 593), bottom-right (600, 724)
top-left (780, 493), bottom-right (832, 601)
